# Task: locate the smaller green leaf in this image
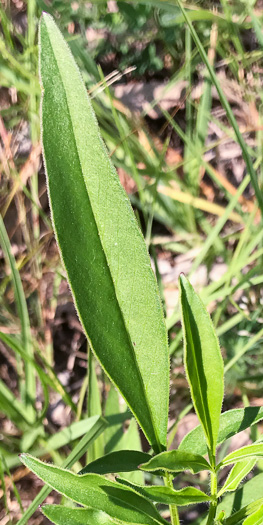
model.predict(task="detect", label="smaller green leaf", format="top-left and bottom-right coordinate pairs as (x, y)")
top-left (179, 274), bottom-right (224, 459)
top-left (79, 450), bottom-right (151, 475)
top-left (214, 475), bottom-right (263, 522)
top-left (179, 406), bottom-right (263, 456)
top-left (20, 455), bottom-right (168, 525)
top-left (243, 504), bottom-right (263, 525)
top-left (217, 458), bottom-right (256, 497)
top-left (117, 479), bottom-right (211, 506)
top-left (42, 505), bottom-right (115, 525)
top-left (219, 444), bottom-right (263, 468)
top-left (223, 499), bottom-right (263, 524)
top-left (139, 450), bottom-right (211, 475)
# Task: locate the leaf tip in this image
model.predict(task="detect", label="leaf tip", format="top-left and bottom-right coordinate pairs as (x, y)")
top-left (179, 273), bottom-right (189, 291)
top-left (40, 11), bottom-right (55, 32)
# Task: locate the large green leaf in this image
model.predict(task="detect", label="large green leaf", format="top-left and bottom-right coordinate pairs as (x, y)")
top-left (20, 455), bottom-right (168, 525)
top-left (139, 450), bottom-right (211, 474)
top-left (79, 450), bottom-right (151, 475)
top-left (42, 505), bottom-right (128, 525)
top-left (219, 443), bottom-right (263, 468)
top-left (17, 418), bottom-right (107, 525)
top-left (179, 275), bottom-right (224, 459)
top-left (39, 12), bottom-right (169, 453)
top-left (179, 406), bottom-right (263, 456)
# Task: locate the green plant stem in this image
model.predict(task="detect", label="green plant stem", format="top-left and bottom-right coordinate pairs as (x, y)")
top-left (164, 473), bottom-right (180, 525)
top-left (206, 469), bottom-right (218, 525)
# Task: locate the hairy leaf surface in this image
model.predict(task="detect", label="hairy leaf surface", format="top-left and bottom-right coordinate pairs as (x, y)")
top-left (39, 13), bottom-right (169, 452)
top-left (117, 479), bottom-right (211, 505)
top-left (179, 406), bottom-right (263, 456)
top-left (219, 443), bottom-right (263, 468)
top-left (42, 505), bottom-right (118, 525)
top-left (20, 455), bottom-right (168, 525)
top-left (139, 450), bottom-right (211, 474)
top-left (217, 459), bottom-right (256, 497)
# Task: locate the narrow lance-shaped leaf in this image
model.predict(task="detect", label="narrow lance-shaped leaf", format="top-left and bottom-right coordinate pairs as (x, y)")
top-left (219, 443), bottom-right (263, 468)
top-left (20, 455), bottom-right (168, 525)
top-left (17, 417), bottom-right (108, 525)
top-left (79, 450), bottom-right (152, 475)
top-left (214, 475), bottom-right (263, 523)
top-left (139, 450), bottom-right (212, 475)
top-left (117, 478), bottom-right (211, 505)
top-left (39, 13), bottom-right (169, 453)
top-left (179, 274), bottom-right (224, 459)
top-left (179, 406), bottom-right (263, 456)
top-left (217, 458), bottom-right (257, 497)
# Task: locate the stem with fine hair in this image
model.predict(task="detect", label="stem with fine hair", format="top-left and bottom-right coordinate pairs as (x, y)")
top-left (163, 473), bottom-right (180, 525)
top-left (206, 469), bottom-right (218, 525)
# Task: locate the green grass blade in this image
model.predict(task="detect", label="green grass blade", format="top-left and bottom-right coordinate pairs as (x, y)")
top-left (39, 13), bottom-right (169, 452)
top-left (0, 331), bottom-right (75, 415)
top-left (176, 0), bottom-right (263, 215)
top-left (0, 378), bottom-right (34, 426)
top-left (104, 386), bottom-right (124, 454)
top-left (224, 326), bottom-right (263, 373)
top-left (87, 352), bottom-right (104, 462)
top-left (0, 214), bottom-right (35, 419)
